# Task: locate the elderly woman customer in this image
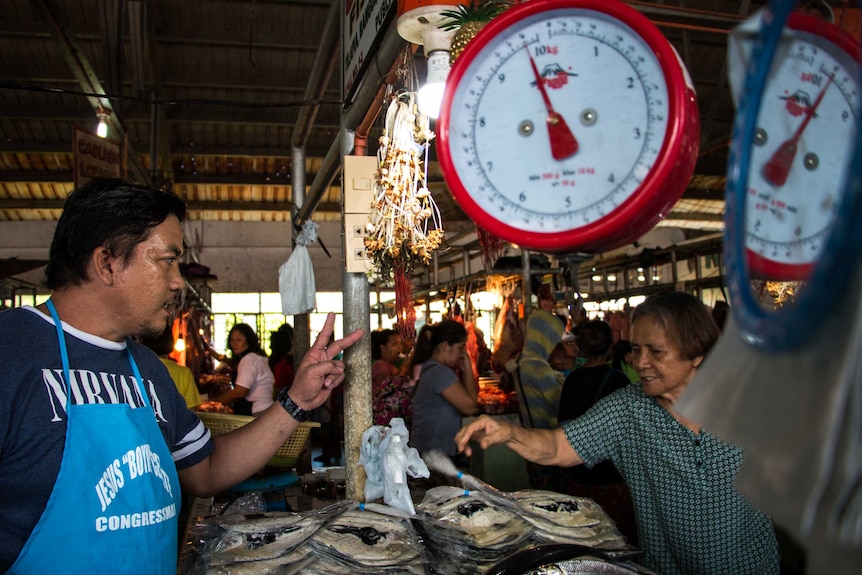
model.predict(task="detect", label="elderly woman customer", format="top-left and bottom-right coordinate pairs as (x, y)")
top-left (456, 291), bottom-right (779, 575)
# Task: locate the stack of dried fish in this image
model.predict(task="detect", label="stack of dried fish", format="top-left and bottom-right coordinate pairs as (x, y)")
top-left (204, 510), bottom-right (326, 573)
top-left (181, 489), bottom-right (630, 574)
top-left (186, 503), bottom-right (430, 575)
top-left (308, 507), bottom-right (427, 573)
top-left (511, 490), bottom-right (628, 549)
top-left (415, 486), bottom-right (533, 574)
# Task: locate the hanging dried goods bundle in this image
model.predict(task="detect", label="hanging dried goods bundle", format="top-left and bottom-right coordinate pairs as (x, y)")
top-left (364, 92), bottom-right (443, 341)
top-left (364, 92), bottom-right (443, 279)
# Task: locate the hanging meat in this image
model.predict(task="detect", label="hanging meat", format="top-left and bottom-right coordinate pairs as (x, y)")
top-left (491, 295), bottom-right (524, 392)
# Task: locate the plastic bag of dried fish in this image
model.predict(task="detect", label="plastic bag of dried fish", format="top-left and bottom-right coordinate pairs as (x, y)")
top-left (415, 486), bottom-right (534, 572)
top-left (205, 503), bottom-right (350, 567)
top-left (206, 511), bottom-right (325, 565)
top-left (511, 490), bottom-right (629, 550)
top-left (178, 515), bottom-right (225, 575)
top-left (422, 489), bottom-right (529, 545)
top-left (308, 507), bottom-right (429, 572)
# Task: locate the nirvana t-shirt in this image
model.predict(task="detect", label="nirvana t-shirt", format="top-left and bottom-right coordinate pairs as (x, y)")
top-left (0, 306), bottom-right (214, 571)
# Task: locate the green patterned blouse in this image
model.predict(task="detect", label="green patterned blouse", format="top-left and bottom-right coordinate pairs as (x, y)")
top-left (563, 384), bottom-right (780, 575)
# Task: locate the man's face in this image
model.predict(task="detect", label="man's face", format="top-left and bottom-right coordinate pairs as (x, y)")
top-left (111, 216), bottom-right (185, 339)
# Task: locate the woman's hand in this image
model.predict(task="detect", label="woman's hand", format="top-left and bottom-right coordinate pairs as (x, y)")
top-left (287, 313), bottom-right (364, 411)
top-left (455, 416), bottom-right (584, 467)
top-left (458, 348), bottom-right (473, 374)
top-left (210, 384), bottom-right (248, 407)
top-left (454, 414), bottom-right (513, 456)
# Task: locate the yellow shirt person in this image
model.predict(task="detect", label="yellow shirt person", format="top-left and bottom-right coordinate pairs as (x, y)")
top-left (160, 357), bottom-right (202, 408)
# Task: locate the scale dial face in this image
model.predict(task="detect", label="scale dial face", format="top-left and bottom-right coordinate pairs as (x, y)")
top-left (437, 0), bottom-right (699, 253)
top-left (744, 13), bottom-right (861, 280)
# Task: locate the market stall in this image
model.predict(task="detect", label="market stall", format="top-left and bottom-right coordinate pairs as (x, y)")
top-left (178, 479), bottom-right (648, 575)
top-left (173, 0), bottom-right (802, 570)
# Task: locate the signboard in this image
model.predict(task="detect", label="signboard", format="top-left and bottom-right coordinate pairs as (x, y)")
top-left (73, 127), bottom-right (126, 188)
top-left (343, 0), bottom-right (396, 103)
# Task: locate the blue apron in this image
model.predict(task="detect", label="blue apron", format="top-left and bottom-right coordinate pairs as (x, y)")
top-left (9, 300), bottom-right (181, 574)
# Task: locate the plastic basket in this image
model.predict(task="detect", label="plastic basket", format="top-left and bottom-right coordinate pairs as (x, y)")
top-left (197, 412), bottom-right (319, 468)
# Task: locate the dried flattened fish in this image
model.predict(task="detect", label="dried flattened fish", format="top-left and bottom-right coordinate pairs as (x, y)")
top-left (311, 509), bottom-right (422, 567)
top-left (511, 490), bottom-right (628, 549)
top-left (417, 487), bottom-right (531, 549)
top-left (512, 490), bottom-right (604, 528)
top-left (209, 513), bottom-right (324, 565)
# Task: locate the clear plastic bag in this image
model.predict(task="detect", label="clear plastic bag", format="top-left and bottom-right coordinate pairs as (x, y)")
top-left (278, 220), bottom-right (318, 315)
top-left (357, 418), bottom-right (429, 515)
top-left (679, 310), bottom-right (862, 547)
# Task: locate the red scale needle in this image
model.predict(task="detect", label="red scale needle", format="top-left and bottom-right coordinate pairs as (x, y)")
top-left (763, 73), bottom-right (834, 187)
top-left (526, 46), bottom-right (578, 160)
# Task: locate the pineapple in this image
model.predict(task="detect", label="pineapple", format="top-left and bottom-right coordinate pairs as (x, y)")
top-left (439, 1), bottom-right (511, 65)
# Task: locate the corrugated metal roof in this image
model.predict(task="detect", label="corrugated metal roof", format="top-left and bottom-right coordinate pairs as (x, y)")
top-left (0, 0), bottom-right (771, 239)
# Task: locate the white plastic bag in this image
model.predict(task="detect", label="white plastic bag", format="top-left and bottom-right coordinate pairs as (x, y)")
top-left (357, 418), bottom-right (429, 515)
top-left (380, 418), bottom-right (429, 515)
top-left (278, 221), bottom-right (318, 315)
top-left (358, 425), bottom-right (387, 502)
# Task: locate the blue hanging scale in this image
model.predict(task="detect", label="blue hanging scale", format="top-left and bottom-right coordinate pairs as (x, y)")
top-left (725, 0), bottom-right (862, 350)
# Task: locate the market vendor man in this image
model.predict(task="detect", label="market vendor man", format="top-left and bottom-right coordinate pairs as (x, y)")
top-left (455, 291), bottom-right (780, 575)
top-left (0, 178), bottom-right (364, 574)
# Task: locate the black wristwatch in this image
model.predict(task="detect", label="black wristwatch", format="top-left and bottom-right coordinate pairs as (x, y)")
top-left (277, 387), bottom-right (311, 422)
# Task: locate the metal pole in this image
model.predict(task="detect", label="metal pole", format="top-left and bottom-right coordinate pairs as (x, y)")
top-left (342, 269), bottom-right (371, 502)
top-left (341, 127), bottom-right (372, 502)
top-left (291, 145), bottom-right (310, 366)
top-left (521, 249), bottom-right (532, 317)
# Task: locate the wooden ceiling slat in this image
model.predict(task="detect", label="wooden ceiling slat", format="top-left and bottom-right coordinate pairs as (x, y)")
top-left (0, 0), bottom-right (769, 230)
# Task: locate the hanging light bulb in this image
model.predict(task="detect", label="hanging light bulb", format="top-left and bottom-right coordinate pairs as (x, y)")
top-left (96, 117), bottom-right (108, 138)
top-left (396, 3), bottom-right (457, 119)
top-left (96, 107), bottom-right (110, 138)
top-left (418, 49), bottom-right (450, 118)
top-left (174, 318), bottom-right (186, 352)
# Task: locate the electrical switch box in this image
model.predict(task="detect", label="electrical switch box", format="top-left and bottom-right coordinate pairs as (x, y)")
top-left (344, 212), bottom-right (374, 274)
top-left (342, 155), bottom-right (377, 214)
top-left (342, 155), bottom-right (377, 273)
